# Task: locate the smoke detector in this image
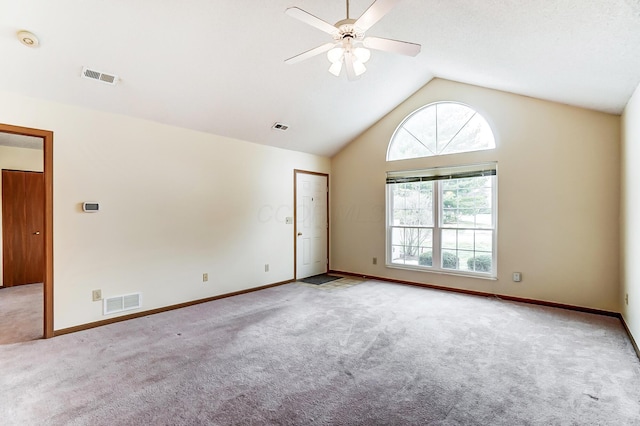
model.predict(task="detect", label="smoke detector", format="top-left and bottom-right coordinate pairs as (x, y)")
top-left (272, 122), bottom-right (289, 131)
top-left (17, 30), bottom-right (39, 48)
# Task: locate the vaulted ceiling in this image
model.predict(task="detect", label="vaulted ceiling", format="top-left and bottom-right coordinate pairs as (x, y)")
top-left (2, 0), bottom-right (639, 156)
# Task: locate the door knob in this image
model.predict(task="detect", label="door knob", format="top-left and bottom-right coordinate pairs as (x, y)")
top-left (297, 232), bottom-right (302, 236)
top-left (33, 231), bottom-right (40, 235)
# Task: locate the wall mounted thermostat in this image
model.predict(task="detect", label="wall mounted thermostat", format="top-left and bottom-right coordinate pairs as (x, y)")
top-left (82, 202), bottom-right (99, 212)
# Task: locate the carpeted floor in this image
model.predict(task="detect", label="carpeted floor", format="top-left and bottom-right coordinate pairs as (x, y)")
top-left (0, 283), bottom-right (43, 344)
top-left (1, 280), bottom-right (639, 425)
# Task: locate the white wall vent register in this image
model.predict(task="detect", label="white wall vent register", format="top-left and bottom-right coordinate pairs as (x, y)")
top-left (104, 293), bottom-right (141, 315)
top-left (81, 67), bottom-right (119, 85)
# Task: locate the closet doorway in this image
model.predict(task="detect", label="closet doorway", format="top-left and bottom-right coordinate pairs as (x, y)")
top-left (0, 124), bottom-right (53, 340)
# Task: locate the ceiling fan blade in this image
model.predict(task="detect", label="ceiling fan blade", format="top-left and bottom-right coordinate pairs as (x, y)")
top-left (354, 0), bottom-right (401, 32)
top-left (285, 7), bottom-right (338, 35)
top-left (344, 52), bottom-right (358, 81)
top-left (363, 36), bottom-right (421, 56)
top-left (285, 43), bottom-right (336, 64)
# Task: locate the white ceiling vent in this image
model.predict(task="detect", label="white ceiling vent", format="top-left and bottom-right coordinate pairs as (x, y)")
top-left (103, 293), bottom-right (141, 315)
top-left (81, 67), bottom-right (119, 85)
top-left (272, 122), bottom-right (289, 131)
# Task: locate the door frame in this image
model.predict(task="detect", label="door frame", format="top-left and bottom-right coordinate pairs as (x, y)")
top-left (293, 170), bottom-right (329, 280)
top-left (0, 123), bottom-right (53, 338)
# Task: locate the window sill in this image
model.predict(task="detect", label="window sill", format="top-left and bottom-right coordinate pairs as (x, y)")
top-left (385, 263), bottom-right (498, 281)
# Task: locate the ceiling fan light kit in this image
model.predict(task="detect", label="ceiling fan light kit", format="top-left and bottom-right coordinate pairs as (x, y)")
top-left (327, 40), bottom-right (371, 77)
top-left (285, 0), bottom-right (421, 80)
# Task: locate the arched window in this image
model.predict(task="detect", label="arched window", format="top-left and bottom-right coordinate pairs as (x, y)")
top-left (385, 102), bottom-right (498, 277)
top-left (387, 102), bottom-right (495, 161)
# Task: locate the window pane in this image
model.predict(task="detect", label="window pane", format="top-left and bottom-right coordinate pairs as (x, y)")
top-left (458, 230), bottom-right (474, 250)
top-left (440, 230), bottom-right (494, 273)
top-left (418, 229), bottom-right (433, 267)
top-left (403, 106), bottom-right (437, 155)
top-left (391, 228), bottom-right (407, 264)
top-left (387, 128), bottom-right (433, 161)
top-left (436, 104), bottom-right (475, 152)
top-left (468, 244), bottom-right (493, 272)
top-left (475, 230), bottom-right (493, 252)
top-left (390, 226), bottom-right (433, 266)
top-left (442, 249), bottom-right (460, 270)
top-left (441, 229), bottom-right (457, 250)
top-left (391, 182), bottom-right (433, 227)
top-left (419, 229), bottom-right (433, 250)
top-left (456, 250), bottom-right (475, 271)
top-left (442, 208), bottom-right (458, 226)
top-left (440, 176), bottom-right (493, 229)
top-left (457, 209), bottom-right (476, 227)
top-left (441, 114), bottom-right (496, 155)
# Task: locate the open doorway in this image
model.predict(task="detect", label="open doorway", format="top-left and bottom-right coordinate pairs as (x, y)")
top-left (0, 124), bottom-right (53, 341)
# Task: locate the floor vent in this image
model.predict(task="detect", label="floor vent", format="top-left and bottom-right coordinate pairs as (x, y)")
top-left (81, 67), bottom-right (119, 85)
top-left (103, 293), bottom-right (141, 315)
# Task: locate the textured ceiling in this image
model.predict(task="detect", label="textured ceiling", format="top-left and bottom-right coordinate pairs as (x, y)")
top-left (1, 0), bottom-right (639, 156)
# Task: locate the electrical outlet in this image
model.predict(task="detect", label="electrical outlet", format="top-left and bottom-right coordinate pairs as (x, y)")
top-left (626, 293), bottom-right (629, 305)
top-left (92, 289), bottom-right (102, 301)
top-left (203, 273), bottom-right (208, 282)
top-left (265, 264), bottom-right (269, 272)
top-left (512, 272), bottom-right (522, 282)
top-left (373, 257), bottom-right (377, 265)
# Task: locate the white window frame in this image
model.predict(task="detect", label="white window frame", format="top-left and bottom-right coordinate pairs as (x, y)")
top-left (385, 163), bottom-right (498, 279)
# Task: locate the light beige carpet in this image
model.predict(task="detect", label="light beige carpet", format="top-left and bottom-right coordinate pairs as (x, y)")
top-left (0, 283), bottom-right (43, 345)
top-left (1, 281), bottom-right (639, 425)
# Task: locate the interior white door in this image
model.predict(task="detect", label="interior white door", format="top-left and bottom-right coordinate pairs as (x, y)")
top-left (296, 172), bottom-right (328, 279)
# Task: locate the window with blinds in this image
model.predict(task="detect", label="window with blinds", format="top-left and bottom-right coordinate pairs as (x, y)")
top-left (386, 163), bottom-right (497, 277)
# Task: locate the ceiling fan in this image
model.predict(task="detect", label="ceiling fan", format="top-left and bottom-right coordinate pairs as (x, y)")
top-left (285, 0), bottom-right (421, 80)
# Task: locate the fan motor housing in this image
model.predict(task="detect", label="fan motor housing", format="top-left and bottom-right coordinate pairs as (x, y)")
top-left (334, 19), bottom-right (364, 41)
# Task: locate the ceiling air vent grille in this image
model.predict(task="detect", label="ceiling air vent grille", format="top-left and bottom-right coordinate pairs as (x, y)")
top-left (103, 293), bottom-right (141, 315)
top-left (82, 67), bottom-right (119, 86)
top-left (272, 122), bottom-right (289, 131)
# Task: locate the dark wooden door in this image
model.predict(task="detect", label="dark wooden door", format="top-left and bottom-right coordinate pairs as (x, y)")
top-left (2, 170), bottom-right (44, 286)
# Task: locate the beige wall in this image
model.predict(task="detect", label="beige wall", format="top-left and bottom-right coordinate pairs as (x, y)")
top-left (0, 90), bottom-right (330, 330)
top-left (0, 145), bottom-right (44, 286)
top-left (331, 78), bottom-right (620, 311)
top-left (622, 82), bottom-right (640, 344)
top-left (0, 78), bottom-right (624, 330)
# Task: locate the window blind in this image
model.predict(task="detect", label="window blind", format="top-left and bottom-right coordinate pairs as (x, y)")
top-left (386, 162), bottom-right (497, 184)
